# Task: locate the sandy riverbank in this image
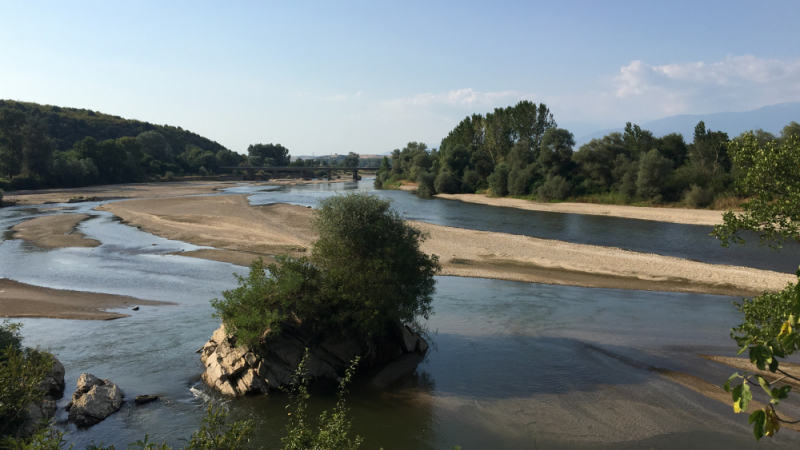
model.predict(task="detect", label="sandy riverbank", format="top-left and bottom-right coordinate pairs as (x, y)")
top-left (0, 279), bottom-right (171, 320)
top-left (435, 193), bottom-right (726, 226)
top-left (98, 194), bottom-right (793, 297)
top-left (11, 214), bottom-right (100, 249)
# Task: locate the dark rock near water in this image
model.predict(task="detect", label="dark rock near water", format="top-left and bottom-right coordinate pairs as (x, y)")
top-left (134, 395), bottom-right (159, 405)
top-left (132, 306), bottom-right (139, 311)
top-left (67, 373), bottom-right (124, 427)
top-left (200, 321), bottom-right (428, 396)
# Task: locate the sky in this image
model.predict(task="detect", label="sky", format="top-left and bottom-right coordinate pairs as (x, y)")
top-left (2, 1), bottom-right (800, 155)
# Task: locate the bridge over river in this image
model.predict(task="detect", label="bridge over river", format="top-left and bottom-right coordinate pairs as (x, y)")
top-left (219, 166), bottom-right (379, 180)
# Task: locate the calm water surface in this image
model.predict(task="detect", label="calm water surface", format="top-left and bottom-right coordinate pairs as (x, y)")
top-left (1, 184), bottom-right (798, 449)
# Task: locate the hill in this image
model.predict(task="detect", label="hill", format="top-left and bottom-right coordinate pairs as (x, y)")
top-left (0, 100), bottom-right (246, 191)
top-left (0, 100), bottom-right (229, 156)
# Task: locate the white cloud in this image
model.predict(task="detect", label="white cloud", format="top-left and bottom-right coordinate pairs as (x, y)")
top-left (610, 55), bottom-right (800, 115)
top-left (322, 94), bottom-right (347, 101)
top-left (383, 88), bottom-right (523, 109)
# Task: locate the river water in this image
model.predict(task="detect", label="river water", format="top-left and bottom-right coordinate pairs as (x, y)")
top-left (2, 182), bottom-right (800, 449)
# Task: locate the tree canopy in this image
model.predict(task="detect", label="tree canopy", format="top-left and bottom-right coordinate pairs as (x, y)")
top-left (212, 192), bottom-right (441, 347)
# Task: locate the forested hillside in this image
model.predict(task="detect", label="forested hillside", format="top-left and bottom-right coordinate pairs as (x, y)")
top-left (0, 100), bottom-right (246, 190)
top-left (376, 100), bottom-right (800, 208)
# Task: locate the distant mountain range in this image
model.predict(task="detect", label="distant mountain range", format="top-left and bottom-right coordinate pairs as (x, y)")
top-left (574, 102), bottom-right (800, 147)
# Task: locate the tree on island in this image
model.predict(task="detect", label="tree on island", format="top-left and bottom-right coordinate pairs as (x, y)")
top-left (212, 191), bottom-right (441, 347)
top-left (711, 132), bottom-right (800, 439)
top-left (247, 143), bottom-right (290, 167)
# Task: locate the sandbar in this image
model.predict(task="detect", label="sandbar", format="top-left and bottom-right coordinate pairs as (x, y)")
top-left (100, 195), bottom-right (794, 297)
top-left (0, 279), bottom-right (171, 320)
top-left (435, 192), bottom-right (726, 226)
top-left (11, 214), bottom-right (100, 249)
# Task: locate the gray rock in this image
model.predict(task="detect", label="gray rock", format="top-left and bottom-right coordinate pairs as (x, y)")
top-left (39, 357), bottom-right (65, 398)
top-left (200, 320), bottom-right (430, 396)
top-left (134, 395), bottom-right (158, 405)
top-left (67, 375), bottom-right (123, 427)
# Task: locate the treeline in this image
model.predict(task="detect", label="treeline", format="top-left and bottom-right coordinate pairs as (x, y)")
top-left (0, 100), bottom-right (247, 191)
top-left (375, 100), bottom-right (800, 207)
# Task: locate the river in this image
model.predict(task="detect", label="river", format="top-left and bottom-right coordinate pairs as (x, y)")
top-left (1, 181), bottom-right (799, 449)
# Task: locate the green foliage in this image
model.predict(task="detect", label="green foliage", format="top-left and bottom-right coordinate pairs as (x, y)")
top-left (636, 149), bottom-right (673, 200)
top-left (309, 193), bottom-right (440, 338)
top-left (0, 322), bottom-right (54, 439)
top-left (281, 352), bottom-right (362, 450)
top-left (213, 193), bottom-right (440, 343)
top-left (712, 133), bottom-right (800, 248)
top-left (211, 257), bottom-right (305, 349)
top-left (538, 175), bottom-right (570, 201)
top-left (416, 171), bottom-right (435, 199)
top-left (683, 184), bottom-right (713, 208)
top-left (181, 405), bottom-right (254, 450)
top-left (487, 163), bottom-right (509, 197)
top-left (731, 285), bottom-right (796, 345)
top-left (434, 171), bottom-right (459, 195)
top-left (1, 427), bottom-right (73, 450)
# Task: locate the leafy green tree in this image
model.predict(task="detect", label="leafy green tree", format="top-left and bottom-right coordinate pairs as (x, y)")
top-left (0, 108), bottom-right (26, 178)
top-left (573, 132), bottom-right (626, 193)
top-left (538, 175), bottom-right (570, 201)
top-left (247, 143), bottom-right (289, 166)
top-left (709, 132), bottom-right (800, 439)
top-left (687, 121), bottom-right (730, 188)
top-left (537, 128), bottom-right (575, 179)
top-left (487, 163), bottom-right (510, 197)
top-left (21, 115), bottom-right (56, 178)
top-left (622, 122), bottom-right (655, 160)
top-left (780, 121), bottom-right (800, 142)
top-left (341, 152), bottom-right (359, 168)
top-left (137, 131), bottom-right (173, 162)
top-left (213, 192), bottom-right (440, 343)
top-left (434, 170), bottom-right (459, 194)
top-left (636, 149), bottom-right (673, 200)
top-left (655, 132), bottom-right (689, 167)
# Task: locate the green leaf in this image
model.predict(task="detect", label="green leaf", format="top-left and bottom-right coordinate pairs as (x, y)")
top-left (749, 409), bottom-right (766, 440)
top-left (723, 372), bottom-right (740, 393)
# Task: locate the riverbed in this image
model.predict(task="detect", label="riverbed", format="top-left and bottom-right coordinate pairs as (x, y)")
top-left (2, 181), bottom-right (799, 449)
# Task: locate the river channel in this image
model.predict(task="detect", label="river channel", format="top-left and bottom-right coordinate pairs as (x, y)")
top-left (2, 181), bottom-right (799, 449)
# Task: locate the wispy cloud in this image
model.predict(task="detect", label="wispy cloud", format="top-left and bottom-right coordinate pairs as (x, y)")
top-left (383, 88), bottom-right (524, 109)
top-left (322, 94), bottom-right (348, 101)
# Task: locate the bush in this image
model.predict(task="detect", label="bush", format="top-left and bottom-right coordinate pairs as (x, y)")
top-left (0, 322), bottom-right (54, 439)
top-left (507, 166), bottom-right (534, 196)
top-left (198, 166), bottom-right (209, 176)
top-left (163, 171), bottom-right (175, 182)
top-left (10, 175), bottom-right (42, 191)
top-left (684, 184), bottom-right (714, 208)
top-left (538, 175), bottom-right (570, 201)
top-left (213, 192), bottom-right (440, 344)
top-left (487, 163), bottom-right (510, 197)
top-left (416, 171), bottom-right (436, 199)
top-left (636, 149), bottom-right (673, 199)
top-left (461, 169), bottom-right (482, 193)
top-left (434, 171), bottom-right (459, 194)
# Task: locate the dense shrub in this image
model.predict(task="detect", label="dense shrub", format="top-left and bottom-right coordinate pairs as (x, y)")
top-left (416, 171), bottom-right (436, 199)
top-left (684, 184), bottom-right (714, 208)
top-left (636, 149), bottom-right (673, 200)
top-left (10, 175), bottom-right (42, 191)
top-left (538, 175), bottom-right (570, 201)
top-left (213, 193), bottom-right (441, 344)
top-left (434, 171), bottom-right (459, 194)
top-left (487, 163), bottom-right (509, 197)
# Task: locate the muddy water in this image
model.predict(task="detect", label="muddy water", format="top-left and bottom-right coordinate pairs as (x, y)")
top-left (0, 186), bottom-right (798, 448)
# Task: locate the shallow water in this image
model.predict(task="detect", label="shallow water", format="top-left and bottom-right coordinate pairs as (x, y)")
top-left (241, 180), bottom-right (800, 273)
top-left (2, 185), bottom-right (799, 448)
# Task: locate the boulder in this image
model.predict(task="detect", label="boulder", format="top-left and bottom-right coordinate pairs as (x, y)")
top-left (39, 357), bottom-right (66, 398)
top-left (67, 374), bottom-right (123, 427)
top-left (200, 320), bottom-right (429, 396)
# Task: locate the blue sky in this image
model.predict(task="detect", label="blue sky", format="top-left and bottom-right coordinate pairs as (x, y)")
top-left (2, 1), bottom-right (799, 155)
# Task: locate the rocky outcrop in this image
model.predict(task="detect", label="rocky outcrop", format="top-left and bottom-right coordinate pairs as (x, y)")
top-left (66, 374), bottom-right (123, 427)
top-left (200, 321), bottom-right (428, 396)
top-left (18, 356), bottom-right (65, 437)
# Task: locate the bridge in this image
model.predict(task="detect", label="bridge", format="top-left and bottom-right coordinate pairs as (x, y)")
top-left (219, 166), bottom-right (380, 181)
